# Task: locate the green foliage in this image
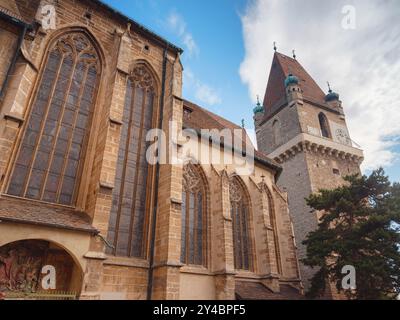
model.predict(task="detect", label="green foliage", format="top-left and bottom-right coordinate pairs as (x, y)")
top-left (302, 168), bottom-right (400, 299)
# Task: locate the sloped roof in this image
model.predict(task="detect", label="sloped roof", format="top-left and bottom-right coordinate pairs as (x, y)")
top-left (0, 0), bottom-right (27, 24)
top-left (235, 281), bottom-right (303, 300)
top-left (262, 52), bottom-right (327, 113)
top-left (0, 197), bottom-right (98, 234)
top-left (182, 99), bottom-right (282, 174)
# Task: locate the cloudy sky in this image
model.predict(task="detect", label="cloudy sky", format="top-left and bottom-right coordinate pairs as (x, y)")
top-left (104, 0), bottom-right (400, 182)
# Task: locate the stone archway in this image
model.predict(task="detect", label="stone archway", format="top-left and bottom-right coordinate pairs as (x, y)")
top-left (0, 239), bottom-right (82, 296)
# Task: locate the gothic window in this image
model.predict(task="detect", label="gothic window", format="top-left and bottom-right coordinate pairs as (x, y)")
top-left (7, 32), bottom-right (100, 206)
top-left (181, 163), bottom-right (207, 266)
top-left (106, 65), bottom-right (156, 258)
top-left (318, 112), bottom-right (331, 138)
top-left (230, 176), bottom-right (253, 271)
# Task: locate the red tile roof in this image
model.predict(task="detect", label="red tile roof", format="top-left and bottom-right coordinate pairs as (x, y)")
top-left (262, 52), bottom-right (327, 115)
top-left (182, 99), bottom-right (282, 174)
top-left (0, 196), bottom-right (98, 234)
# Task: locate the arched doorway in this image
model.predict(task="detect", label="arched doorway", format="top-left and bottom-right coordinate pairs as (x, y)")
top-left (0, 239), bottom-right (82, 299)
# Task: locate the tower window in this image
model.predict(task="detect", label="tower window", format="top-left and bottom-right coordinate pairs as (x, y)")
top-left (318, 112), bottom-right (331, 138)
top-left (333, 168), bottom-right (340, 175)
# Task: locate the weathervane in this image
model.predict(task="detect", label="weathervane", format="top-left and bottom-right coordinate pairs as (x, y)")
top-left (273, 41), bottom-right (277, 52)
top-left (292, 49), bottom-right (296, 59)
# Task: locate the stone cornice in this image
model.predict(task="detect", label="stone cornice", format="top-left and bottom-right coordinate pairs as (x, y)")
top-left (269, 133), bottom-right (364, 164)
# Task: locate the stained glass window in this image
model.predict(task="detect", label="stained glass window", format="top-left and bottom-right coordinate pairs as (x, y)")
top-left (181, 164), bottom-right (207, 266)
top-left (106, 65), bottom-right (155, 258)
top-left (7, 32), bottom-right (100, 206)
top-left (230, 176), bottom-right (253, 270)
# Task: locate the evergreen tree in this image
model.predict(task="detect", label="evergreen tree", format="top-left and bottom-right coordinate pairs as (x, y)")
top-left (302, 168), bottom-right (400, 299)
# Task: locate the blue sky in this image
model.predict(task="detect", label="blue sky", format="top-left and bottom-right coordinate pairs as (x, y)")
top-left (102, 0), bottom-right (400, 183)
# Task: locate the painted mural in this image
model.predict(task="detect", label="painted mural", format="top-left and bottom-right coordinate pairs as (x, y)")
top-left (0, 240), bottom-right (48, 292)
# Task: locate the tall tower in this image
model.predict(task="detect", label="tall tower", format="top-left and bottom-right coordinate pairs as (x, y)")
top-left (254, 52), bottom-right (364, 291)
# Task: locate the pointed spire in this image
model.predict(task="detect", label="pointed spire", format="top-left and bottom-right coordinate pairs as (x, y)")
top-left (273, 41), bottom-right (277, 52)
top-left (292, 49), bottom-right (296, 59)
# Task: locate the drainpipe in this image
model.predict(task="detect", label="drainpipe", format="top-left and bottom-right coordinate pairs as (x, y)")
top-left (147, 44), bottom-right (169, 300)
top-left (0, 12), bottom-right (32, 100)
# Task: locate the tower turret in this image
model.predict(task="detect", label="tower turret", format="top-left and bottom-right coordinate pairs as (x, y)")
top-left (325, 82), bottom-right (343, 113)
top-left (285, 73), bottom-right (303, 103)
top-left (253, 96), bottom-right (264, 127)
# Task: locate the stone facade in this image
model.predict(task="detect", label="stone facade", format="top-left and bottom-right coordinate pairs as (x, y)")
top-left (0, 0), bottom-right (302, 300)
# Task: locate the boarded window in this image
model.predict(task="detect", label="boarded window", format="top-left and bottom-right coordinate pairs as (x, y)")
top-left (106, 65), bottom-right (156, 258)
top-left (181, 164), bottom-right (207, 266)
top-left (7, 33), bottom-right (100, 206)
top-left (230, 176), bottom-right (253, 271)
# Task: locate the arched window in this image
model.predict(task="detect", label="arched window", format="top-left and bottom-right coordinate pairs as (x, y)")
top-left (106, 64), bottom-right (156, 258)
top-left (181, 163), bottom-right (207, 266)
top-left (7, 32), bottom-right (100, 206)
top-left (272, 119), bottom-right (281, 146)
top-left (230, 176), bottom-right (253, 271)
top-left (318, 112), bottom-right (331, 138)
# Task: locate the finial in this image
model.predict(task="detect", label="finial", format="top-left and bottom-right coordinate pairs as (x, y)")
top-left (273, 41), bottom-right (277, 52)
top-left (292, 49), bottom-right (296, 59)
top-left (241, 119), bottom-right (245, 128)
top-left (256, 95), bottom-right (260, 106)
top-left (327, 81), bottom-right (332, 93)
top-left (261, 174), bottom-right (265, 182)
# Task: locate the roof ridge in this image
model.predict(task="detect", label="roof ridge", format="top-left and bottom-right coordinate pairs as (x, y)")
top-left (183, 99), bottom-right (242, 130)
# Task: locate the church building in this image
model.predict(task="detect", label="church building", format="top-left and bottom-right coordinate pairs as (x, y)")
top-left (0, 0), bottom-right (361, 300)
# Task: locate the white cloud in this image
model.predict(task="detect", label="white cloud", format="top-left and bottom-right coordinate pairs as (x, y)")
top-left (167, 11), bottom-right (199, 57)
top-left (184, 67), bottom-right (222, 107)
top-left (239, 0), bottom-right (400, 171)
top-left (195, 83), bottom-right (222, 106)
